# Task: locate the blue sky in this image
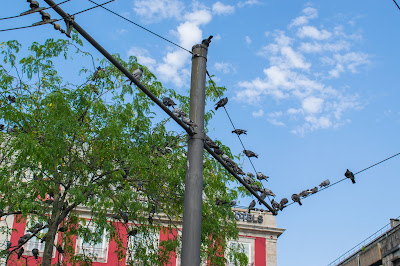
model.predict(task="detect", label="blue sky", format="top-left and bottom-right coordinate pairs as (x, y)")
top-left (2, 1), bottom-right (400, 265)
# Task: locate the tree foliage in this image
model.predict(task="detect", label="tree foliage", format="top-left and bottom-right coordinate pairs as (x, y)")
top-left (0, 33), bottom-right (248, 265)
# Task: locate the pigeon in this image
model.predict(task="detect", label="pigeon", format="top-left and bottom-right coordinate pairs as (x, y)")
top-left (299, 190), bottom-right (310, 198)
top-left (18, 247), bottom-right (24, 259)
top-left (29, 222), bottom-right (44, 233)
top-left (56, 245), bottom-right (64, 254)
top-left (261, 188), bottom-right (276, 197)
top-left (233, 165), bottom-right (245, 176)
top-left (230, 200), bottom-right (236, 207)
top-left (345, 169), bottom-right (356, 184)
top-left (243, 175), bottom-right (254, 184)
top-left (121, 212), bottom-right (129, 223)
top-left (32, 248), bottom-right (39, 259)
top-left (213, 147), bottom-right (224, 155)
top-left (271, 199), bottom-right (280, 210)
top-left (172, 107), bottom-right (187, 118)
top-left (182, 116), bottom-right (197, 128)
top-left (215, 197), bottom-right (229, 205)
top-left (243, 150), bottom-right (258, 158)
top-left (0, 124), bottom-right (4, 131)
top-left (247, 172), bottom-right (255, 178)
top-left (162, 97), bottom-right (177, 107)
top-left (291, 194), bottom-right (302, 206)
top-left (127, 67), bottom-right (144, 85)
top-left (205, 136), bottom-right (219, 149)
top-left (232, 129), bottom-right (247, 135)
top-left (249, 184), bottom-right (261, 192)
top-left (319, 179), bottom-right (330, 188)
top-left (215, 97), bottom-right (228, 110)
top-left (309, 187), bottom-right (318, 194)
top-left (248, 200), bottom-right (256, 212)
top-left (202, 35), bottom-right (213, 47)
top-left (221, 154), bottom-right (230, 161)
top-left (7, 95), bottom-right (16, 103)
top-left (6, 241), bottom-right (11, 250)
top-left (128, 228), bottom-right (138, 236)
top-left (259, 191), bottom-right (268, 203)
top-left (256, 172), bottom-right (269, 181)
top-left (279, 198), bottom-right (289, 210)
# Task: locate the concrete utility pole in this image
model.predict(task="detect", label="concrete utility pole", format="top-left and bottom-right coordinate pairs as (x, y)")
top-left (180, 44), bottom-right (208, 266)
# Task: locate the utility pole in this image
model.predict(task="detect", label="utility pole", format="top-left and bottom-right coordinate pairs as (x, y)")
top-left (180, 44), bottom-right (208, 265)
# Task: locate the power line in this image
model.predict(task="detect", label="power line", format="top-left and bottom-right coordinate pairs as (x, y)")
top-left (0, 0), bottom-right (115, 33)
top-left (0, 0), bottom-right (72, 21)
top-left (284, 152), bottom-right (400, 208)
top-left (393, 0), bottom-right (400, 11)
top-left (86, 0), bottom-right (193, 54)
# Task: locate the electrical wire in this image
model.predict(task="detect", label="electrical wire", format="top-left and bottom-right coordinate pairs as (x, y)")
top-left (0, 0), bottom-right (72, 21)
top-left (393, 0), bottom-right (400, 11)
top-left (205, 71), bottom-right (261, 179)
top-left (284, 152), bottom-right (400, 208)
top-left (0, 0), bottom-right (115, 33)
top-left (86, 0), bottom-right (193, 54)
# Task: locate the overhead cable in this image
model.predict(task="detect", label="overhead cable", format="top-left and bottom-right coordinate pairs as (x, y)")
top-left (87, 0), bottom-right (193, 54)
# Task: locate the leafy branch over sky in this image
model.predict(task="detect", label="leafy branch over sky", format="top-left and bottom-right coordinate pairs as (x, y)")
top-left (0, 32), bottom-right (247, 265)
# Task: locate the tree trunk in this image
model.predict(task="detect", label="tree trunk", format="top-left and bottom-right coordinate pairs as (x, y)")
top-left (42, 222), bottom-right (59, 266)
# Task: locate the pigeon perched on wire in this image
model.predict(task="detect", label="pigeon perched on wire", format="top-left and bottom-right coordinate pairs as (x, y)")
top-left (205, 136), bottom-right (219, 149)
top-left (344, 169), bottom-right (356, 184)
top-left (232, 129), bottom-right (247, 135)
top-left (213, 147), bottom-right (224, 155)
top-left (259, 191), bottom-right (268, 204)
top-left (32, 248), bottom-right (39, 259)
top-left (256, 172), bottom-right (269, 181)
top-left (7, 95), bottom-right (16, 103)
top-left (250, 184), bottom-right (261, 192)
top-left (279, 198), bottom-right (289, 210)
top-left (248, 200), bottom-right (256, 212)
top-left (182, 116), bottom-right (197, 129)
top-left (202, 35), bottom-right (213, 47)
top-left (271, 199), bottom-right (280, 210)
top-left (215, 97), bottom-right (228, 110)
top-left (308, 187), bottom-right (318, 194)
top-left (233, 165), bottom-right (245, 176)
top-left (172, 107), bottom-right (187, 118)
top-left (162, 97), bottom-right (177, 108)
top-left (18, 247), bottom-right (24, 259)
top-left (291, 194), bottom-right (302, 206)
top-left (247, 172), bottom-right (255, 178)
top-left (261, 188), bottom-right (276, 197)
top-left (127, 67), bottom-right (143, 85)
top-left (243, 150), bottom-right (258, 158)
top-left (319, 179), bottom-right (330, 188)
top-left (243, 175), bottom-right (254, 184)
top-left (299, 190), bottom-right (310, 198)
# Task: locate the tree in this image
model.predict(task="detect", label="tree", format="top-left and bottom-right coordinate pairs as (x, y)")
top-left (0, 33), bottom-right (249, 265)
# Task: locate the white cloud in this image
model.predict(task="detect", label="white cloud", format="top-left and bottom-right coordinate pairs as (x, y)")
top-left (245, 36), bottom-right (252, 45)
top-left (289, 7), bottom-right (318, 28)
top-left (297, 26), bottom-right (332, 40)
top-left (127, 47), bottom-right (157, 71)
top-left (214, 62), bottom-right (235, 74)
top-left (156, 8), bottom-right (213, 87)
top-left (236, 5), bottom-right (369, 134)
top-left (252, 109), bottom-right (264, 117)
top-left (212, 2), bottom-right (235, 15)
top-left (237, 0), bottom-right (261, 8)
top-left (132, 0), bottom-right (184, 22)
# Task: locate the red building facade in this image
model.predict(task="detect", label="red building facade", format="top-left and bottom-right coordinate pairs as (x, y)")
top-left (2, 208), bottom-right (284, 265)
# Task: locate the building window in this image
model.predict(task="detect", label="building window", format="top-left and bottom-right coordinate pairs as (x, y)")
top-left (75, 225), bottom-right (109, 263)
top-left (23, 220), bottom-right (57, 258)
top-left (126, 231), bottom-right (159, 265)
top-left (227, 238), bottom-right (255, 266)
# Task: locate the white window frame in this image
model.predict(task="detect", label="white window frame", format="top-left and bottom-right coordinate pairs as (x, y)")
top-left (75, 224), bottom-right (109, 263)
top-left (23, 219), bottom-right (57, 258)
top-left (226, 237), bottom-right (255, 266)
top-left (126, 230), bottom-right (160, 265)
